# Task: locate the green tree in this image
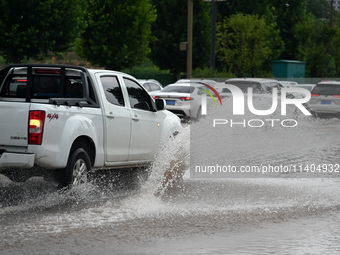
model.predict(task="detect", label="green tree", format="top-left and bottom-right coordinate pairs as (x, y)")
top-left (217, 14), bottom-right (276, 77)
top-left (306, 0), bottom-right (329, 19)
top-left (0, 0), bottom-right (86, 63)
top-left (149, 0), bottom-right (210, 78)
top-left (218, 0), bottom-right (308, 61)
top-left (295, 16), bottom-right (336, 77)
top-left (270, 0), bottom-right (308, 60)
top-left (77, 0), bottom-right (156, 70)
top-left (331, 25), bottom-right (340, 76)
top-left (219, 0), bottom-right (272, 17)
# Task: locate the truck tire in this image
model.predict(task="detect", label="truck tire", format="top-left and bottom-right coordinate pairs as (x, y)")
top-left (62, 148), bottom-right (91, 188)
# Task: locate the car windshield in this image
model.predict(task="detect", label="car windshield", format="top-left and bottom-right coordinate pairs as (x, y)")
top-left (162, 85), bottom-right (195, 93)
top-left (312, 84), bottom-right (340, 95)
top-left (224, 80), bottom-right (281, 94)
top-left (297, 85), bottom-right (314, 91)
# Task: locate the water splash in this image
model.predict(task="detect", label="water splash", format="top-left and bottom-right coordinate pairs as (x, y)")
top-left (1, 103), bottom-right (340, 246)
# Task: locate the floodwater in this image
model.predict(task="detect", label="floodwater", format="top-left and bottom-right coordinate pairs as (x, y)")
top-left (1, 105), bottom-right (340, 254)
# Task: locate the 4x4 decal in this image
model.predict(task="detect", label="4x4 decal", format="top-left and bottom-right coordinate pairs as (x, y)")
top-left (47, 113), bottom-right (59, 122)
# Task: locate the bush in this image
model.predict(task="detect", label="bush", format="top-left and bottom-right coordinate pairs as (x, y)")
top-left (192, 67), bottom-right (236, 80)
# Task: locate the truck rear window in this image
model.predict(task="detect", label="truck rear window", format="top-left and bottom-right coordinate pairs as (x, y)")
top-left (0, 66), bottom-right (98, 107)
top-left (1, 75), bottom-right (84, 99)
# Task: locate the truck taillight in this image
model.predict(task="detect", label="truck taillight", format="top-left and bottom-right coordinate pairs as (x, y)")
top-left (28, 111), bottom-right (46, 145)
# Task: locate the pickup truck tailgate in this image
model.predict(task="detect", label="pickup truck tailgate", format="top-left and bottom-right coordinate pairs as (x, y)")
top-left (0, 102), bottom-right (30, 147)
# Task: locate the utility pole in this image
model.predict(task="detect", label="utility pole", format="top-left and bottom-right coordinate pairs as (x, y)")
top-left (210, 0), bottom-right (217, 72)
top-left (187, 0), bottom-right (193, 79)
top-left (203, 0), bottom-right (226, 73)
top-left (330, 0), bottom-right (334, 28)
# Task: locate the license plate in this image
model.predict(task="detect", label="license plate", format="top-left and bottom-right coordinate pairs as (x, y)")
top-left (166, 100), bottom-right (175, 105)
top-left (321, 100), bottom-right (331, 105)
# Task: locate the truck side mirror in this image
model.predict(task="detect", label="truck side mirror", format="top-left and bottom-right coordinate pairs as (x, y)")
top-left (155, 98), bottom-right (165, 111)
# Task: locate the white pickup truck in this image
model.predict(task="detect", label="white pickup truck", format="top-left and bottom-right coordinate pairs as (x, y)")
top-left (0, 64), bottom-right (181, 187)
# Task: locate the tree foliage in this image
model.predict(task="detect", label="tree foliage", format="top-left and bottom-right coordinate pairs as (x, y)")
top-left (331, 26), bottom-right (340, 77)
top-left (219, 0), bottom-right (272, 17)
top-left (0, 0), bottom-right (86, 63)
top-left (217, 0), bottom-right (308, 61)
top-left (295, 14), bottom-right (340, 77)
top-left (76, 0), bottom-right (156, 70)
top-left (149, 0), bottom-right (210, 77)
top-left (1, 0), bottom-right (340, 78)
top-left (306, 0), bottom-right (330, 19)
top-left (217, 14), bottom-right (277, 77)
top-left (270, 0), bottom-right (308, 60)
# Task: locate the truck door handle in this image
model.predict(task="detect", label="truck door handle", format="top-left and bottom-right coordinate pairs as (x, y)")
top-left (132, 114), bottom-right (139, 121)
top-left (107, 112), bottom-right (114, 119)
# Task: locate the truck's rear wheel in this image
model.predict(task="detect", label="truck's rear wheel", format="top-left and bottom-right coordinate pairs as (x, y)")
top-left (62, 148), bottom-right (91, 188)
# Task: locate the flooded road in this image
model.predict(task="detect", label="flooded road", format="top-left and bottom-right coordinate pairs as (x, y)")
top-left (1, 114), bottom-right (340, 254)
